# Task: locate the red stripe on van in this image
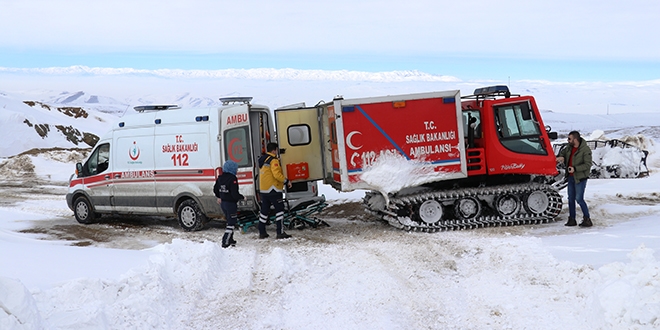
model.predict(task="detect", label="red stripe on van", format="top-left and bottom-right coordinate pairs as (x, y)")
top-left (236, 171), bottom-right (253, 179)
top-left (154, 169), bottom-right (216, 177)
top-left (70, 168), bottom-right (256, 187)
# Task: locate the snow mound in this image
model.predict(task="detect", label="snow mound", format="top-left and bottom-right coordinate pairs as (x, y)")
top-left (620, 134), bottom-right (655, 154)
top-left (0, 277), bottom-right (44, 330)
top-left (0, 150), bottom-right (87, 183)
top-left (592, 144), bottom-right (647, 178)
top-left (595, 245), bottom-right (660, 327)
top-left (588, 129), bottom-right (608, 141)
top-left (589, 130), bottom-right (655, 153)
top-left (0, 155), bottom-right (36, 180)
top-left (360, 152), bottom-right (452, 195)
top-left (2, 239), bottom-right (658, 329)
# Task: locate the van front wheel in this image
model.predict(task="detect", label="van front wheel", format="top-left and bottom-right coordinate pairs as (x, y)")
top-left (177, 199), bottom-right (206, 231)
top-left (74, 196), bottom-right (98, 224)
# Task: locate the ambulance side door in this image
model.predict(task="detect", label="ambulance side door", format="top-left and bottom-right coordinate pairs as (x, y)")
top-left (274, 107), bottom-right (326, 182)
top-left (112, 126), bottom-right (156, 213)
top-left (79, 142), bottom-right (113, 211)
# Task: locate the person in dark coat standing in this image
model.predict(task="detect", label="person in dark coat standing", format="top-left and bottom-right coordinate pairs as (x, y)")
top-left (214, 160), bottom-right (244, 248)
top-left (556, 131), bottom-right (593, 227)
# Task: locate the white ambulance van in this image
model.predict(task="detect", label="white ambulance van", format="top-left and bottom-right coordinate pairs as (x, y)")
top-left (66, 98), bottom-right (325, 231)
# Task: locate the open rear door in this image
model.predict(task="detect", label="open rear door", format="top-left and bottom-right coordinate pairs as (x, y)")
top-left (275, 107), bottom-right (326, 182)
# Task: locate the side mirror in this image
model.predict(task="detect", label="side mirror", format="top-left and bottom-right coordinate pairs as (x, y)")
top-left (545, 125), bottom-right (558, 140)
top-left (76, 163), bottom-right (83, 177)
top-left (521, 103), bottom-right (532, 121)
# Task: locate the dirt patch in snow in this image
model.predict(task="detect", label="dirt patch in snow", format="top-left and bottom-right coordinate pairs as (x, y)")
top-left (17, 202), bottom-right (378, 249)
top-left (0, 148), bottom-right (89, 184)
top-left (615, 192), bottom-right (660, 205)
top-left (319, 201), bottom-right (371, 221)
top-left (20, 216), bottom-right (182, 248)
top-left (0, 155), bottom-right (36, 179)
top-left (18, 147), bottom-right (90, 162)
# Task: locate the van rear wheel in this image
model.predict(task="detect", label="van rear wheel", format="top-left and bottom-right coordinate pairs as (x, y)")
top-left (177, 199), bottom-right (206, 231)
top-left (73, 196), bottom-right (98, 224)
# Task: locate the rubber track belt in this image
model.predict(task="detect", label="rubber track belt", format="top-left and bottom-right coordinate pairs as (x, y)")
top-left (365, 183), bottom-right (563, 232)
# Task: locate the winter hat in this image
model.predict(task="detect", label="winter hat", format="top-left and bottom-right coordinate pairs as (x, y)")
top-left (222, 160), bottom-right (238, 175)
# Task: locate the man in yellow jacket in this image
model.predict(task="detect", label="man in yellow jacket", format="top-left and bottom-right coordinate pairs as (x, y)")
top-left (258, 143), bottom-right (292, 239)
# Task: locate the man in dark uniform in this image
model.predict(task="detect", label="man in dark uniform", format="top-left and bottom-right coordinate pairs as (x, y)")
top-left (258, 143), bottom-right (292, 239)
top-left (214, 160), bottom-right (244, 248)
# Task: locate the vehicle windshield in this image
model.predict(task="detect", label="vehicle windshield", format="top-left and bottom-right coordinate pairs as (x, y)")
top-left (494, 102), bottom-right (547, 155)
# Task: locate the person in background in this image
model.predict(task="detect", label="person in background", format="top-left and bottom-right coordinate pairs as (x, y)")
top-left (214, 160), bottom-right (244, 248)
top-left (556, 131), bottom-right (593, 227)
top-left (258, 142), bottom-right (293, 239)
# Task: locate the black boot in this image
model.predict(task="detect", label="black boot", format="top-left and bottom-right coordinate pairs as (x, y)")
top-left (276, 232), bottom-right (291, 239)
top-left (564, 217), bottom-right (577, 226)
top-left (229, 233), bottom-right (237, 246)
top-left (221, 232), bottom-right (234, 248)
top-left (276, 220), bottom-right (291, 239)
top-left (579, 217), bottom-right (593, 227)
top-left (258, 222), bottom-right (269, 239)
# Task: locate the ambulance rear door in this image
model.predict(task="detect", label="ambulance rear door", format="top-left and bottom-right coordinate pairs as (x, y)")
top-left (274, 106), bottom-right (326, 182)
top-left (221, 104), bottom-right (256, 210)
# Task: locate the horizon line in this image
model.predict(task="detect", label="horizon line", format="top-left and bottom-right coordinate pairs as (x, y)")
top-left (2, 65), bottom-right (660, 86)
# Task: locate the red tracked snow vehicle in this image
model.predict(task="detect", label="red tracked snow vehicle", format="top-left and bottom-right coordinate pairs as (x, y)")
top-left (275, 86), bottom-right (563, 231)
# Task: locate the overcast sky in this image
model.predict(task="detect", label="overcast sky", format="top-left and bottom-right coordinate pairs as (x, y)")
top-left (1, 0), bottom-right (659, 81)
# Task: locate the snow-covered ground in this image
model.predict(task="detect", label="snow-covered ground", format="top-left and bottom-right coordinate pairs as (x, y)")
top-left (2, 151), bottom-right (660, 330)
top-left (1, 79), bottom-right (660, 329)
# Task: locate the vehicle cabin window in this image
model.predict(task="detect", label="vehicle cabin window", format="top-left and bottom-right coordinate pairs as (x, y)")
top-left (224, 126), bottom-right (252, 167)
top-left (287, 124), bottom-right (311, 146)
top-left (494, 102), bottom-right (547, 155)
top-left (462, 110), bottom-right (481, 139)
top-left (85, 143), bottom-right (110, 176)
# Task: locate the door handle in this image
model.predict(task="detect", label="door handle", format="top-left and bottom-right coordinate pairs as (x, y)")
top-left (280, 148), bottom-right (286, 154)
top-left (114, 174), bottom-right (121, 179)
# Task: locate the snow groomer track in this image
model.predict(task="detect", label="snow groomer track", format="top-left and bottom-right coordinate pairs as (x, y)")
top-left (365, 183), bottom-right (563, 232)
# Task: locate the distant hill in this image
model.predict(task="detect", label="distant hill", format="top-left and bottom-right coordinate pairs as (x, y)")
top-left (0, 92), bottom-right (116, 157)
top-left (0, 89), bottom-right (231, 157)
top-left (38, 90), bottom-right (226, 116)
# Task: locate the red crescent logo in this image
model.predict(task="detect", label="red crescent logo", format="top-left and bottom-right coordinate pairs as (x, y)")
top-left (129, 142), bottom-right (140, 161)
top-left (228, 138), bottom-right (244, 163)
